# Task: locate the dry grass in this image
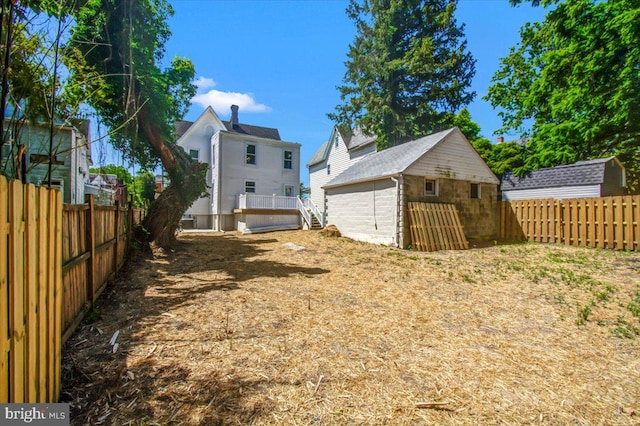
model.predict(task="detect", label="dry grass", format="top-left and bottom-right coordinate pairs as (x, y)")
top-left (62, 230), bottom-right (640, 425)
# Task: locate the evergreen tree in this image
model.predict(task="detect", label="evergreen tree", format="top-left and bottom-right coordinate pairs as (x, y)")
top-left (330, 0), bottom-right (476, 149)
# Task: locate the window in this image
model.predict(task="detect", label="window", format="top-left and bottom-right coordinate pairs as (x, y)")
top-left (425, 179), bottom-right (437, 196)
top-left (470, 183), bottom-right (481, 199)
top-left (245, 144), bottom-right (256, 165)
top-left (245, 181), bottom-right (256, 193)
top-left (334, 134), bottom-right (339, 148)
top-left (327, 164), bottom-right (331, 175)
top-left (189, 149), bottom-right (199, 161)
top-left (284, 150), bottom-right (293, 169)
top-left (284, 185), bottom-right (294, 197)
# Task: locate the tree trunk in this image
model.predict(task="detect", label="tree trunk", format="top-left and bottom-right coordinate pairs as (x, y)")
top-left (136, 105), bottom-right (207, 248)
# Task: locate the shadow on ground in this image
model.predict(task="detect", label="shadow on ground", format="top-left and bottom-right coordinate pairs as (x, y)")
top-left (61, 232), bottom-right (328, 425)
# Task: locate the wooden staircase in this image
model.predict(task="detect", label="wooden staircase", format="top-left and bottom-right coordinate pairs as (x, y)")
top-left (309, 212), bottom-right (323, 230)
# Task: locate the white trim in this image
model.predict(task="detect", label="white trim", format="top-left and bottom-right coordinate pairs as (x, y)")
top-left (283, 149), bottom-right (293, 170)
top-left (244, 180), bottom-right (256, 193)
top-left (245, 143), bottom-right (257, 166)
top-left (188, 147), bottom-right (200, 161)
top-left (424, 178), bottom-right (438, 196)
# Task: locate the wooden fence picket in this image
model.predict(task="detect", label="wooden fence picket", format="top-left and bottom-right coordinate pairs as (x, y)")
top-left (1, 176), bottom-right (144, 403)
top-left (500, 195), bottom-right (640, 251)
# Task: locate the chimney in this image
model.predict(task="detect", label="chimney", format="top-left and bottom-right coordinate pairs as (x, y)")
top-left (230, 105), bottom-right (239, 129)
top-left (497, 136), bottom-right (504, 144)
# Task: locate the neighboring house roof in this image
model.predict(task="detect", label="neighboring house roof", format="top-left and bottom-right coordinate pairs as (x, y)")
top-left (323, 128), bottom-right (457, 188)
top-left (501, 156), bottom-right (620, 191)
top-left (306, 127), bottom-right (377, 167)
top-left (89, 173), bottom-right (119, 189)
top-left (174, 119), bottom-right (281, 141)
top-left (343, 127), bottom-right (377, 151)
top-left (307, 140), bottom-right (330, 167)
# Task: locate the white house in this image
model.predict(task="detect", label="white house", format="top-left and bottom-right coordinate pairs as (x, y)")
top-left (176, 105), bottom-right (302, 233)
top-left (501, 157), bottom-right (626, 200)
top-left (316, 127), bottom-right (500, 248)
top-left (1, 116), bottom-right (91, 204)
top-left (307, 127), bottom-right (377, 217)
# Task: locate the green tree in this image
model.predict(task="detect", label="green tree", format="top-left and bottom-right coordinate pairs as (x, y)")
top-left (485, 0), bottom-right (640, 190)
top-left (66, 0), bottom-right (207, 246)
top-left (133, 171), bottom-right (156, 209)
top-left (451, 108), bottom-right (525, 179)
top-left (330, 0), bottom-right (476, 149)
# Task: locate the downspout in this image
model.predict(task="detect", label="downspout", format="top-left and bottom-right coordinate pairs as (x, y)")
top-left (390, 176), bottom-right (400, 247)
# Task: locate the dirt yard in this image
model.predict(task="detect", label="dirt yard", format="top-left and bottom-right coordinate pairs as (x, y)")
top-left (62, 230), bottom-right (640, 425)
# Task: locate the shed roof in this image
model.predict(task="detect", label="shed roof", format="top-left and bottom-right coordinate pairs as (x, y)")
top-left (323, 128), bottom-right (456, 188)
top-left (501, 157), bottom-right (619, 191)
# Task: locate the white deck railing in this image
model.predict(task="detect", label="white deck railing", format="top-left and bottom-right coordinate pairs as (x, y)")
top-left (302, 198), bottom-right (324, 227)
top-left (297, 197), bottom-right (312, 227)
top-left (237, 194), bottom-right (299, 210)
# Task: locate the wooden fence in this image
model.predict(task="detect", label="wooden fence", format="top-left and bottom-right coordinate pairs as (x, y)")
top-left (2, 175), bottom-right (143, 403)
top-left (500, 195), bottom-right (640, 250)
top-left (62, 197), bottom-right (144, 343)
top-left (1, 176), bottom-right (63, 403)
top-left (408, 202), bottom-right (469, 251)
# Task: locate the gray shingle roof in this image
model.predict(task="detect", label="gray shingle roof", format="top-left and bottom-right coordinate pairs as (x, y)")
top-left (306, 127), bottom-right (377, 168)
top-left (307, 140), bottom-right (330, 167)
top-left (501, 157), bottom-right (615, 191)
top-left (174, 120), bottom-right (281, 141)
top-left (344, 128), bottom-right (377, 150)
top-left (221, 121), bottom-right (281, 140)
top-left (324, 128), bottom-right (456, 188)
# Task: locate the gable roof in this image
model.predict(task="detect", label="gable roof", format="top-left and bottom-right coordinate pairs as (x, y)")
top-left (501, 156), bottom-right (620, 191)
top-left (306, 126), bottom-right (377, 167)
top-left (307, 141), bottom-right (330, 167)
top-left (323, 128), bottom-right (457, 188)
top-left (343, 127), bottom-right (377, 151)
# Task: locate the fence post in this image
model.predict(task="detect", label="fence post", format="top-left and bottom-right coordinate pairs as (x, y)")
top-left (9, 180), bottom-right (25, 402)
top-left (86, 195), bottom-right (95, 304)
top-left (113, 200), bottom-right (119, 272)
top-left (0, 177), bottom-right (8, 403)
top-left (127, 200), bottom-right (134, 256)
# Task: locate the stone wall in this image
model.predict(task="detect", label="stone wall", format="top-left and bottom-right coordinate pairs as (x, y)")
top-left (403, 176), bottom-right (499, 241)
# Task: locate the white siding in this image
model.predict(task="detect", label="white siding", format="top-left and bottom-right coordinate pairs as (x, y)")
top-left (243, 214), bottom-right (299, 230)
top-left (211, 133), bottom-right (220, 214)
top-left (325, 178), bottom-right (397, 246)
top-left (308, 130), bottom-right (376, 214)
top-left (178, 111), bottom-right (223, 218)
top-left (502, 185), bottom-right (601, 201)
top-left (218, 134), bottom-right (300, 214)
top-left (326, 130), bottom-right (355, 180)
top-left (309, 162), bottom-right (329, 213)
top-left (405, 131), bottom-right (499, 185)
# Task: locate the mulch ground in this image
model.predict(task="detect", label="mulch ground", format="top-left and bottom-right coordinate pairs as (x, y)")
top-left (61, 230), bottom-right (640, 425)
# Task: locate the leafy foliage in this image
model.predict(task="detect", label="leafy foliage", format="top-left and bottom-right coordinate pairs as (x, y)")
top-left (64, 0), bottom-right (196, 171)
top-left (486, 0), bottom-right (640, 190)
top-left (453, 108), bottom-right (526, 178)
top-left (330, 0), bottom-right (476, 149)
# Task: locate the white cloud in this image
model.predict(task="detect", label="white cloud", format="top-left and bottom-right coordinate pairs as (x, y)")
top-left (191, 76), bottom-right (271, 116)
top-left (194, 76), bottom-right (216, 91)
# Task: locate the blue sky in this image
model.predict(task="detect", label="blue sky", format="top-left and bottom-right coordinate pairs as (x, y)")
top-left (162, 0), bottom-right (546, 185)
